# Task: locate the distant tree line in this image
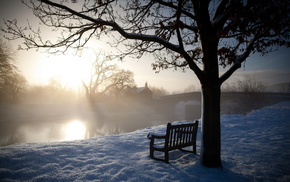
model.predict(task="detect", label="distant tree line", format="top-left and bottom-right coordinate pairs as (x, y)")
top-left (224, 74), bottom-right (267, 112)
top-left (25, 78), bottom-right (78, 104)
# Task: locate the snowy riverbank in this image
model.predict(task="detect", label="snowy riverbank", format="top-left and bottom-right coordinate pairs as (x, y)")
top-left (1, 101), bottom-right (290, 181)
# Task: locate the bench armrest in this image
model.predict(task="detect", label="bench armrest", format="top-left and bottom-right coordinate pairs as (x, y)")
top-left (147, 132), bottom-right (166, 140)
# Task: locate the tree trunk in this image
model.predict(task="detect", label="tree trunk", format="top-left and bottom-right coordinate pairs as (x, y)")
top-left (200, 81), bottom-right (222, 168)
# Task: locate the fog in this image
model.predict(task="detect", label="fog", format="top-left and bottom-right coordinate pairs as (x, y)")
top-left (1, 87), bottom-right (290, 147)
top-left (0, 89), bottom-right (172, 146)
top-left (0, 103), bottom-right (150, 146)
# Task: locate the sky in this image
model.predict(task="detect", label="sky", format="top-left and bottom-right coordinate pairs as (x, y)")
top-left (0, 0), bottom-right (290, 93)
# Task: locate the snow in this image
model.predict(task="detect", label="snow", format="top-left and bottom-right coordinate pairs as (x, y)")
top-left (1, 101), bottom-right (290, 181)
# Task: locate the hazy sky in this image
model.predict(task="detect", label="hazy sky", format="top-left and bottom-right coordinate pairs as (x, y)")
top-left (1, 1), bottom-right (290, 92)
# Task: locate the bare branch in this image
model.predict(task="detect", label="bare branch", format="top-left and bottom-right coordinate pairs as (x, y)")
top-left (39, 0), bottom-right (181, 52)
top-left (219, 38), bottom-right (256, 84)
top-left (153, 0), bottom-right (197, 20)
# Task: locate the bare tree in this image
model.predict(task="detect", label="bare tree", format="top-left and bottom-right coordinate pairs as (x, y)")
top-left (0, 40), bottom-right (15, 84)
top-left (0, 40), bottom-right (27, 103)
top-left (1, 0), bottom-right (289, 167)
top-left (225, 74), bottom-right (266, 112)
top-left (82, 54), bottom-right (116, 103)
top-left (2, 72), bottom-right (27, 103)
top-left (108, 69), bottom-right (136, 98)
top-left (226, 74), bottom-right (266, 93)
top-left (82, 53), bottom-right (135, 104)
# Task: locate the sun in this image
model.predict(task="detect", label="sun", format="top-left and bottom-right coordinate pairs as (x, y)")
top-left (40, 50), bottom-right (94, 90)
top-left (38, 41), bottom-right (115, 91)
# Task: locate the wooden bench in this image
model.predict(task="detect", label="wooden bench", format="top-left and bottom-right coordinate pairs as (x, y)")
top-left (147, 120), bottom-right (199, 163)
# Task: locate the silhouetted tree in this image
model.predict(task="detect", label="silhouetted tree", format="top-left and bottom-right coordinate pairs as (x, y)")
top-left (1, 0), bottom-right (289, 167)
top-left (226, 74), bottom-right (266, 93)
top-left (2, 72), bottom-right (27, 103)
top-left (108, 69), bottom-right (136, 99)
top-left (0, 40), bottom-right (26, 103)
top-left (82, 52), bottom-right (135, 105)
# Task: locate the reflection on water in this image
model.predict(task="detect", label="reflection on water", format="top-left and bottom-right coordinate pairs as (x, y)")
top-left (0, 101), bottom-right (171, 147)
top-left (64, 120), bottom-right (86, 141)
top-left (0, 119), bottom-right (95, 146)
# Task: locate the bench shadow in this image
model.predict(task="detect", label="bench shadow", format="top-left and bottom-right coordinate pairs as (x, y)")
top-left (151, 149), bottom-right (198, 164)
top-left (167, 153), bottom-right (250, 182)
top-left (150, 149), bottom-right (250, 182)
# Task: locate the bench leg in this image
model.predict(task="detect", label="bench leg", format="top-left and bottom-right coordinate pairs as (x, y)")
top-left (150, 149), bottom-right (169, 163)
top-left (193, 143), bottom-right (196, 154)
top-left (165, 151), bottom-right (169, 163)
top-left (150, 147), bottom-right (154, 158)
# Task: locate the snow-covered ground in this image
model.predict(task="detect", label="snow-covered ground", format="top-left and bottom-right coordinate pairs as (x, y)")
top-left (1, 101), bottom-right (290, 182)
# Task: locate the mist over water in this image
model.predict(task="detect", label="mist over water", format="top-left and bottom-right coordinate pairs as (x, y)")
top-left (1, 90), bottom-right (290, 147)
top-left (0, 97), bottom-right (172, 146)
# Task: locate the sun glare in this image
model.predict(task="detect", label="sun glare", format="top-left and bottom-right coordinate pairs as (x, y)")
top-left (40, 49), bottom-right (96, 90)
top-left (64, 120), bottom-right (86, 141)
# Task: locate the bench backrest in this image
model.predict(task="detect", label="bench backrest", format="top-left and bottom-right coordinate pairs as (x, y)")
top-left (165, 120), bottom-right (199, 150)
